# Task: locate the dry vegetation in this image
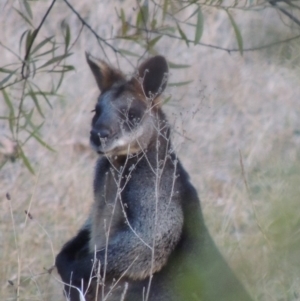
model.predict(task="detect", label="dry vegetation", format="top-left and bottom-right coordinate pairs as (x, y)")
top-left (1, 1), bottom-right (300, 300)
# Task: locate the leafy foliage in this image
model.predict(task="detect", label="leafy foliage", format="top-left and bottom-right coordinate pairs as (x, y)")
top-left (1, 0), bottom-right (300, 174)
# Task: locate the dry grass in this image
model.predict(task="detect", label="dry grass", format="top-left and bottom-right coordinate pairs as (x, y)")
top-left (1, 1), bottom-right (300, 300)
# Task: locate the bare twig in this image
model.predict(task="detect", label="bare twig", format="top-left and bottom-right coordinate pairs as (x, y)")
top-left (269, 0), bottom-right (300, 27)
top-left (62, 0), bottom-right (134, 68)
top-left (21, 0), bottom-right (57, 79)
top-left (119, 20), bottom-right (300, 53)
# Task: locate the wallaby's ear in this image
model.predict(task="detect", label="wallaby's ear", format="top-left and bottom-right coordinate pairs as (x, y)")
top-left (138, 55), bottom-right (168, 99)
top-left (86, 52), bottom-right (124, 92)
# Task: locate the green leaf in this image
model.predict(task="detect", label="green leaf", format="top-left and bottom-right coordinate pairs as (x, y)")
top-left (116, 35), bottom-right (140, 42)
top-left (47, 65), bottom-right (75, 73)
top-left (19, 147), bottom-right (35, 175)
top-left (176, 23), bottom-right (189, 47)
top-left (0, 70), bottom-right (17, 88)
top-left (29, 83), bottom-right (54, 109)
top-left (147, 36), bottom-right (162, 49)
top-left (38, 53), bottom-right (72, 69)
top-left (35, 46), bottom-right (59, 58)
top-left (25, 29), bottom-right (32, 52)
top-left (22, 108), bottom-right (34, 129)
top-left (31, 36), bottom-right (53, 54)
top-left (136, 1), bottom-right (149, 28)
top-left (162, 95), bottom-right (172, 105)
top-left (27, 88), bottom-right (45, 118)
top-left (159, 26), bottom-right (176, 34)
top-left (0, 67), bottom-right (15, 73)
top-left (194, 7), bottom-right (204, 45)
top-left (19, 29), bottom-right (30, 54)
top-left (120, 8), bottom-right (128, 35)
top-left (54, 69), bottom-right (65, 92)
top-left (25, 129), bottom-right (55, 152)
top-left (226, 10), bottom-right (243, 55)
top-left (22, 121), bottom-right (43, 144)
top-left (14, 8), bottom-right (33, 27)
top-left (2, 89), bottom-right (15, 134)
top-left (64, 23), bottom-right (71, 50)
top-left (162, 0), bottom-right (168, 21)
top-left (168, 61), bottom-right (191, 69)
top-left (23, 0), bottom-right (33, 19)
top-left (2, 89), bottom-right (14, 115)
top-left (185, 8), bottom-right (199, 22)
top-left (118, 49), bottom-right (140, 57)
top-left (169, 80), bottom-right (193, 87)
top-left (25, 29), bottom-right (37, 56)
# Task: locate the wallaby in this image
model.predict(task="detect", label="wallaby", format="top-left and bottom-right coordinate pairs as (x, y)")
top-left (55, 54), bottom-right (253, 301)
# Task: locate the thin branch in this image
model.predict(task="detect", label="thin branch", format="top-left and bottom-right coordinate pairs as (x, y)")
top-left (62, 0), bottom-right (134, 67)
top-left (269, 0), bottom-right (300, 27)
top-left (62, 0), bottom-right (116, 52)
top-left (119, 21), bottom-right (300, 53)
top-left (63, 0), bottom-right (110, 61)
top-left (21, 0), bottom-right (57, 79)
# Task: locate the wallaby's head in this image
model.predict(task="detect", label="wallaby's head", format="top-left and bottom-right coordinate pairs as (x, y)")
top-left (86, 54), bottom-right (169, 156)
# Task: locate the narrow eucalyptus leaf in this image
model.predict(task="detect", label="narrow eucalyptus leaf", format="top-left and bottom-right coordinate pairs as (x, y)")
top-left (47, 65), bottom-right (75, 73)
top-left (169, 80), bottom-right (193, 87)
top-left (55, 71), bottom-right (65, 92)
top-left (25, 30), bottom-right (32, 54)
top-left (35, 47), bottom-right (59, 58)
top-left (23, 0), bottom-right (33, 19)
top-left (141, 1), bottom-right (149, 24)
top-left (30, 83), bottom-right (53, 109)
top-left (14, 8), bottom-right (33, 26)
top-left (2, 89), bottom-right (15, 134)
top-left (38, 53), bottom-right (72, 69)
top-left (119, 49), bottom-right (139, 57)
top-left (226, 10), bottom-right (243, 55)
top-left (28, 88), bottom-right (45, 118)
top-left (31, 36), bottom-right (53, 54)
top-left (22, 122), bottom-right (43, 145)
top-left (23, 108), bottom-right (34, 128)
top-left (194, 7), bottom-right (204, 45)
top-left (186, 8), bottom-right (199, 21)
top-left (176, 23), bottom-right (189, 47)
top-left (25, 129), bottom-right (55, 152)
top-left (148, 36), bottom-right (162, 49)
top-left (19, 29), bottom-right (29, 54)
top-left (0, 70), bottom-right (17, 88)
top-left (2, 89), bottom-right (14, 116)
top-left (168, 62), bottom-right (191, 69)
top-left (19, 147), bottom-right (35, 175)
top-left (0, 67), bottom-right (15, 73)
top-left (120, 8), bottom-right (128, 35)
top-left (163, 95), bottom-right (172, 105)
top-left (65, 24), bottom-right (71, 50)
top-left (162, 0), bottom-right (168, 21)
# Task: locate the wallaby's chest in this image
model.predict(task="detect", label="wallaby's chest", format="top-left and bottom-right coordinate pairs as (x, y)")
top-left (89, 155), bottom-right (179, 252)
top-left (89, 163), bottom-right (125, 251)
